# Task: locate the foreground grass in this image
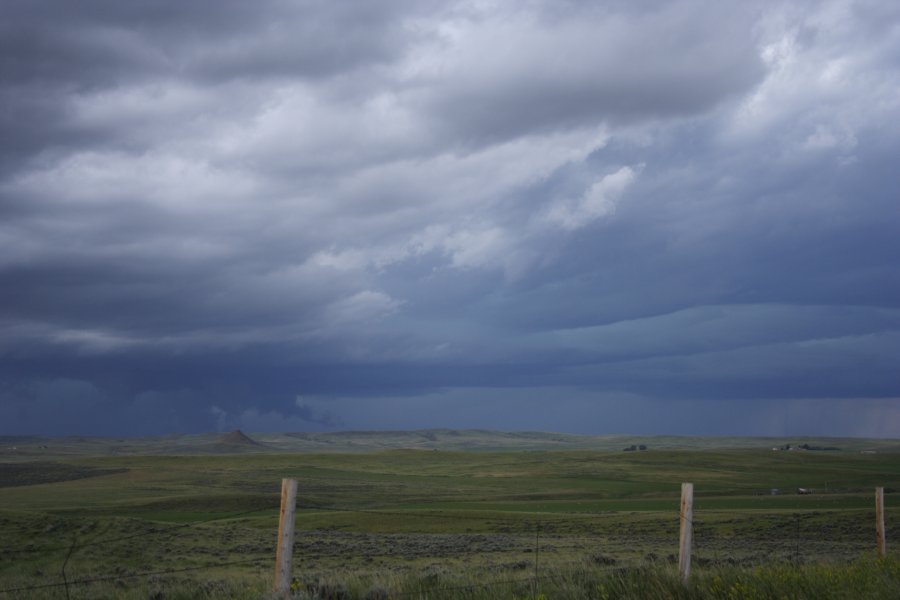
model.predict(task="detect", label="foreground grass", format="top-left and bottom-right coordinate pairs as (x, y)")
top-left (2, 447), bottom-right (898, 597)
top-left (4, 557), bottom-right (899, 599)
top-left (352, 557), bottom-right (900, 600)
top-left (284, 557), bottom-right (900, 599)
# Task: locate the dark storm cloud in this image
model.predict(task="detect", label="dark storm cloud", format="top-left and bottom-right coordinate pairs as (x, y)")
top-left (0, 0), bottom-right (427, 175)
top-left (1, 0), bottom-right (899, 436)
top-left (0, 0), bottom-right (417, 84)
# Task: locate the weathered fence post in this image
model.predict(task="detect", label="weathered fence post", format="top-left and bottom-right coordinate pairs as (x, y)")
top-left (876, 486), bottom-right (886, 558)
top-left (274, 478), bottom-right (298, 595)
top-left (679, 482), bottom-right (694, 582)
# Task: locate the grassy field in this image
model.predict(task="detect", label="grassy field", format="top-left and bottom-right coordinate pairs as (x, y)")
top-left (1, 432), bottom-right (898, 598)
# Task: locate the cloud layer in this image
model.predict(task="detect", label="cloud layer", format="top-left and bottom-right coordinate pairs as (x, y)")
top-left (2, 0), bottom-right (899, 435)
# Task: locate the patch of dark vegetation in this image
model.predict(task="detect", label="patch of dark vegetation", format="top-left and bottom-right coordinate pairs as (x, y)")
top-left (111, 492), bottom-right (278, 516)
top-left (590, 553), bottom-right (618, 565)
top-left (362, 586), bottom-right (391, 600)
top-left (302, 580), bottom-right (350, 600)
top-left (800, 444), bottom-right (841, 451)
top-left (0, 461), bottom-right (127, 487)
top-left (296, 531), bottom-right (522, 560)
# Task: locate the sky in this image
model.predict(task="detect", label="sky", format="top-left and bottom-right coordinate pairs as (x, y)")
top-left (1, 0), bottom-right (899, 438)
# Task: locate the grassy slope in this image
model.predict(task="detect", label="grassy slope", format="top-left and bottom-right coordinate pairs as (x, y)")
top-left (2, 447), bottom-right (898, 517)
top-left (1, 433), bottom-right (899, 597)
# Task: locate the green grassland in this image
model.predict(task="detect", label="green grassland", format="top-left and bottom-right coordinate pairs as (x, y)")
top-left (1, 432), bottom-right (898, 598)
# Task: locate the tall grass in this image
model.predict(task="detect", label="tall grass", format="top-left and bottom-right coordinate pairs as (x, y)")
top-left (286, 556), bottom-right (900, 599)
top-left (6, 556), bottom-right (898, 598)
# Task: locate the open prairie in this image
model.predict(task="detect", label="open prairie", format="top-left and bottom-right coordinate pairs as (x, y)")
top-left (1, 431), bottom-right (898, 598)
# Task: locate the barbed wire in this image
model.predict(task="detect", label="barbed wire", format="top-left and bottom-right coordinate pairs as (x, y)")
top-left (1, 483), bottom-right (888, 596)
top-left (297, 503), bottom-right (557, 529)
top-left (298, 558), bottom-right (628, 600)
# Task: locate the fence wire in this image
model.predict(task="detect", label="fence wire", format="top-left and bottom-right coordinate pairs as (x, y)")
top-left (0, 483), bottom-right (892, 597)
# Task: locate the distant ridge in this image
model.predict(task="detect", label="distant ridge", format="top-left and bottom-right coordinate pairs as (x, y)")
top-left (4, 430), bottom-right (900, 457)
top-left (219, 429), bottom-right (262, 446)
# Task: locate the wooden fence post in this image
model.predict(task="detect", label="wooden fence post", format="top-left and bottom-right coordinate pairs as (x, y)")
top-left (679, 482), bottom-right (693, 582)
top-left (876, 487), bottom-right (886, 558)
top-left (274, 478), bottom-right (298, 595)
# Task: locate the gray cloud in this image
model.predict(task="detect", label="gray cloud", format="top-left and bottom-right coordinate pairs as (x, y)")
top-left (415, 1), bottom-right (765, 146)
top-left (1, 0), bottom-right (899, 436)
